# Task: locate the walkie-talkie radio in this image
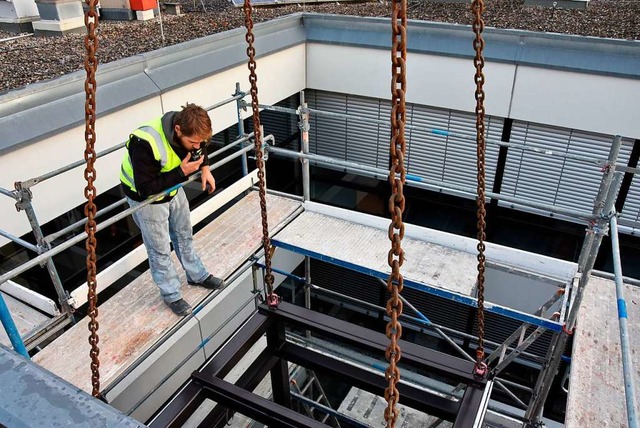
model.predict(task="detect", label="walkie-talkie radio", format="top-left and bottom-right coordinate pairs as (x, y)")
top-left (190, 148), bottom-right (203, 162)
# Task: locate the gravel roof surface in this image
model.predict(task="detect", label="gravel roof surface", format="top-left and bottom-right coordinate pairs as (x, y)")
top-left (1, 0), bottom-right (639, 93)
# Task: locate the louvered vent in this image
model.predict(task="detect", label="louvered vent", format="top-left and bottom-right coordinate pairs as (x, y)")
top-left (233, 90), bottom-right (640, 234)
top-left (307, 90), bottom-right (503, 200)
top-left (346, 95), bottom-right (389, 169)
top-left (500, 121), bottom-right (633, 223)
top-left (309, 91), bottom-right (348, 160)
top-left (407, 105), bottom-right (502, 193)
top-left (261, 94), bottom-right (300, 150)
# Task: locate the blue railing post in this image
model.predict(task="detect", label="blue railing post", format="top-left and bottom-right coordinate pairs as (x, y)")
top-left (610, 214), bottom-right (639, 428)
top-left (0, 293), bottom-right (29, 358)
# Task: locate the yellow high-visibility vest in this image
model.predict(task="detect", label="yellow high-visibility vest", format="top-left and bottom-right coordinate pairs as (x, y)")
top-left (120, 117), bottom-right (181, 200)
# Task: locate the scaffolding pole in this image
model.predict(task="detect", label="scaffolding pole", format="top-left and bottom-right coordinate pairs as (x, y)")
top-left (13, 185), bottom-right (71, 314)
top-left (0, 187), bottom-right (17, 199)
top-left (43, 199), bottom-right (128, 245)
top-left (524, 136), bottom-right (624, 425)
top-left (234, 82), bottom-right (249, 176)
top-left (485, 290), bottom-right (563, 377)
top-left (15, 143), bottom-right (125, 190)
top-left (610, 215), bottom-right (639, 428)
top-left (0, 293), bottom-right (29, 358)
top-left (0, 229), bottom-right (39, 253)
top-left (298, 91), bottom-right (311, 202)
top-left (205, 90), bottom-right (246, 113)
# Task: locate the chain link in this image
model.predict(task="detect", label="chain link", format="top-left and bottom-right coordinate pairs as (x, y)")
top-left (385, 0), bottom-right (407, 425)
top-left (83, 0), bottom-right (101, 398)
top-left (471, 0), bottom-right (487, 369)
top-left (243, 0), bottom-right (275, 296)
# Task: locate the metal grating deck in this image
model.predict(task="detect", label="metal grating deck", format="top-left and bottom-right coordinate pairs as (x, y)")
top-left (273, 210), bottom-right (478, 296)
top-left (272, 209), bottom-right (564, 331)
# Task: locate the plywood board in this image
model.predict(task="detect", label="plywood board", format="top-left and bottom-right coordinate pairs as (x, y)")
top-left (273, 211), bottom-right (478, 296)
top-left (566, 275), bottom-right (640, 427)
top-left (33, 192), bottom-right (300, 393)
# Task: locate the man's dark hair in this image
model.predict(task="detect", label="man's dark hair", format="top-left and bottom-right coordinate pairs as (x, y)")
top-left (174, 103), bottom-right (212, 139)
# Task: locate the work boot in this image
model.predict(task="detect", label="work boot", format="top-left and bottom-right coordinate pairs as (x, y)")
top-left (188, 274), bottom-right (225, 290)
top-left (168, 299), bottom-right (192, 316)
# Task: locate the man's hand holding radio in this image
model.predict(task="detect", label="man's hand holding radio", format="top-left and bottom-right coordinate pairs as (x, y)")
top-left (180, 151), bottom-right (204, 175)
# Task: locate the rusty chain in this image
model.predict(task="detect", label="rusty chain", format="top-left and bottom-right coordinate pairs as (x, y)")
top-left (83, 0), bottom-right (101, 398)
top-left (384, 0), bottom-right (407, 425)
top-left (243, 0), bottom-right (275, 302)
top-left (472, 0), bottom-right (488, 376)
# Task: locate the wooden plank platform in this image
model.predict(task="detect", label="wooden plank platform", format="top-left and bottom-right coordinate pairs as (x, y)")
top-left (33, 191), bottom-right (301, 393)
top-left (0, 291), bottom-right (50, 348)
top-left (566, 275), bottom-right (640, 427)
top-left (273, 211), bottom-right (478, 296)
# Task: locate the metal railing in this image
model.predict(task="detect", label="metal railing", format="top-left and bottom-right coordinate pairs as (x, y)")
top-left (257, 102), bottom-right (639, 175)
top-left (0, 88), bottom-right (254, 357)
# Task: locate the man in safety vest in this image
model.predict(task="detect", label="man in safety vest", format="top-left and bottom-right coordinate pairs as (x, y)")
top-left (120, 103), bottom-right (224, 316)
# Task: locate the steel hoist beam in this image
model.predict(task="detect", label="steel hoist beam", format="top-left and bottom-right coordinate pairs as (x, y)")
top-left (150, 303), bottom-right (492, 427)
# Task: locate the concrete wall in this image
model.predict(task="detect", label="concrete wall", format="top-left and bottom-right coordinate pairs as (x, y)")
top-left (307, 43), bottom-right (517, 119)
top-left (304, 15), bottom-right (640, 139)
top-left (510, 66), bottom-right (640, 137)
top-left (307, 44), bottom-right (640, 138)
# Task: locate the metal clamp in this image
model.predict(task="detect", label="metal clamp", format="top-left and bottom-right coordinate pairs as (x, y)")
top-left (13, 186), bottom-right (33, 213)
top-left (297, 106), bottom-right (310, 132)
top-left (14, 179), bottom-right (39, 192)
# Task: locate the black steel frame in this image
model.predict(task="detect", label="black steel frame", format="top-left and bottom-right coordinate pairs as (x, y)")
top-left (148, 301), bottom-right (490, 428)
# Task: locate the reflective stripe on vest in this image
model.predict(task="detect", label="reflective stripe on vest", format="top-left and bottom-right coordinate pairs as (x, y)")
top-left (120, 117), bottom-right (182, 200)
